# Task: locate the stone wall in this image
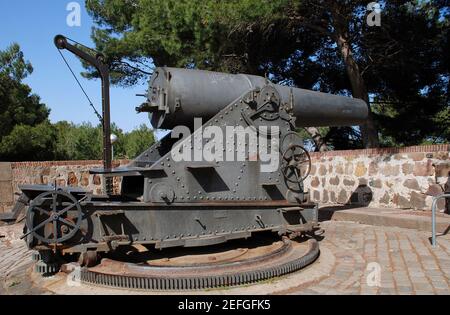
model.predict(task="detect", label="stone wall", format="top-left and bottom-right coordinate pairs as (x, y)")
top-left (0, 144), bottom-right (449, 213)
top-left (0, 160), bottom-right (128, 213)
top-left (306, 144), bottom-right (450, 211)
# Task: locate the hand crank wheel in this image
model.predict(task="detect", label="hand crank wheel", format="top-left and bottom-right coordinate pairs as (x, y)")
top-left (281, 144), bottom-right (312, 184)
top-left (22, 190), bottom-right (83, 245)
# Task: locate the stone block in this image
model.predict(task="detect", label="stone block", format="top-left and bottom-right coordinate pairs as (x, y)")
top-left (345, 163), bottom-right (354, 175)
top-left (309, 164), bottom-right (317, 176)
top-left (344, 178), bottom-right (355, 186)
top-left (311, 177), bottom-right (320, 188)
top-left (355, 162), bottom-right (367, 177)
top-left (410, 191), bottom-right (426, 210)
top-left (381, 165), bottom-right (400, 177)
top-left (403, 179), bottom-right (420, 191)
top-left (93, 175), bottom-right (102, 186)
top-left (41, 167), bottom-right (51, 176)
top-left (80, 172), bottom-right (90, 187)
top-left (67, 172), bottom-right (78, 187)
top-left (413, 161), bottom-right (434, 177)
top-left (330, 191), bottom-right (336, 203)
top-left (329, 176), bottom-right (340, 186)
top-left (434, 163), bottom-right (450, 177)
top-left (338, 189), bottom-right (348, 204)
top-left (402, 163), bottom-right (414, 175)
top-left (0, 181), bottom-right (14, 204)
top-left (393, 194), bottom-right (411, 208)
top-left (369, 179), bottom-right (382, 189)
top-left (336, 163), bottom-right (344, 175)
top-left (379, 192), bottom-right (390, 204)
top-left (319, 165), bottom-right (327, 176)
top-left (369, 161), bottom-right (378, 176)
top-left (313, 190), bottom-right (320, 201)
top-left (0, 163), bottom-right (12, 181)
top-left (408, 152), bottom-right (425, 161)
top-left (322, 190), bottom-right (329, 203)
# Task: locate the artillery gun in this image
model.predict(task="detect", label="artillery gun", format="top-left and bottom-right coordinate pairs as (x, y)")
top-left (17, 35), bottom-right (367, 288)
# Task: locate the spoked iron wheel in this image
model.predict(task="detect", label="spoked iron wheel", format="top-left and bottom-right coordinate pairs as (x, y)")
top-left (22, 190), bottom-right (83, 247)
top-left (281, 144), bottom-right (312, 184)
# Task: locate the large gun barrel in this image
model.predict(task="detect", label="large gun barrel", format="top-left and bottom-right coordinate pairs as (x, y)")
top-left (140, 67), bottom-right (368, 129)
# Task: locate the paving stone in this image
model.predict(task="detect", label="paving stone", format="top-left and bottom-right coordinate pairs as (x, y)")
top-left (2, 219), bottom-right (450, 295)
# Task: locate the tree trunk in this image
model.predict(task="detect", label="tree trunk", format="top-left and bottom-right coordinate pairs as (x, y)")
top-left (305, 127), bottom-right (328, 152)
top-left (331, 10), bottom-right (380, 148)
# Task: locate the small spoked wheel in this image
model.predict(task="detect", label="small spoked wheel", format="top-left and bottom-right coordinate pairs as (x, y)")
top-left (281, 144), bottom-right (312, 184)
top-left (22, 190), bottom-right (83, 245)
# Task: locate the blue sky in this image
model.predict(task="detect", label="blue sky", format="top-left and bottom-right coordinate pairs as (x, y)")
top-left (0, 1), bottom-right (150, 132)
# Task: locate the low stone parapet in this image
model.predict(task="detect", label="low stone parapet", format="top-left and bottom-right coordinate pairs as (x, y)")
top-left (306, 144), bottom-right (449, 210)
top-left (0, 144), bottom-right (449, 213)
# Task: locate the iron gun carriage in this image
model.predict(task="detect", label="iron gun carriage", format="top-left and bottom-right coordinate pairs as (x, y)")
top-left (18, 35), bottom-right (368, 268)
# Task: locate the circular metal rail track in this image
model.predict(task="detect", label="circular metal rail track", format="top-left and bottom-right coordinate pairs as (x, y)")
top-left (79, 238), bottom-right (319, 291)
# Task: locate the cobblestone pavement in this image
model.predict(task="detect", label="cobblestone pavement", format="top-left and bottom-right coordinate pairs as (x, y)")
top-left (1, 221), bottom-right (449, 295)
top-left (0, 224), bottom-right (40, 294)
top-left (288, 221), bottom-right (450, 295)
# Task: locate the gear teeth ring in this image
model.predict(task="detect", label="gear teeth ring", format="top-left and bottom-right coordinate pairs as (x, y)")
top-left (35, 260), bottom-right (60, 277)
top-left (31, 251), bottom-right (41, 262)
top-left (80, 239), bottom-right (319, 291)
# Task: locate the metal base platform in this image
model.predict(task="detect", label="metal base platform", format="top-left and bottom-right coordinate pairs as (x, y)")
top-left (76, 235), bottom-right (319, 291)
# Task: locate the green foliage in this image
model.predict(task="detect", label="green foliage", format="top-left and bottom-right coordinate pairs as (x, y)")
top-left (0, 41), bottom-right (156, 162)
top-left (53, 121), bottom-right (155, 161)
top-left (0, 44), bottom-right (53, 161)
top-left (0, 122), bottom-right (57, 161)
top-left (85, 0), bottom-right (449, 148)
top-left (0, 43), bottom-right (33, 81)
top-left (0, 43), bottom-right (50, 140)
top-left (54, 121), bottom-right (103, 160)
top-left (121, 124), bottom-right (155, 159)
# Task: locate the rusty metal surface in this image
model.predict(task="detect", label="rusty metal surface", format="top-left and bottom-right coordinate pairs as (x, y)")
top-left (78, 237), bottom-right (319, 290)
